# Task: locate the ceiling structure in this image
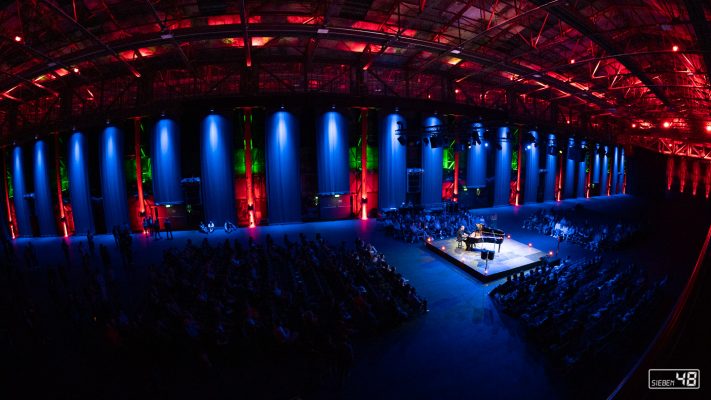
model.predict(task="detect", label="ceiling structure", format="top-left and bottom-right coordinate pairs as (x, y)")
top-left (0, 0), bottom-right (709, 143)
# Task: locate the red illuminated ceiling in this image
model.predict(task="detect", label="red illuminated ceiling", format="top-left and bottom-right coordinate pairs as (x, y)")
top-left (0, 0), bottom-right (709, 141)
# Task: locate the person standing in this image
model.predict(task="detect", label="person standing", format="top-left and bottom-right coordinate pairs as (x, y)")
top-left (164, 218), bottom-right (173, 240)
top-left (153, 218), bottom-right (162, 240)
top-left (112, 226), bottom-right (120, 247)
top-left (87, 230), bottom-right (95, 255)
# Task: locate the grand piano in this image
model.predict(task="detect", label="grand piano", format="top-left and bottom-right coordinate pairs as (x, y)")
top-left (462, 224), bottom-right (505, 252)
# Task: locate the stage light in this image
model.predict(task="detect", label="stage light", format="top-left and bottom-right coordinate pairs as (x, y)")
top-left (72, 67), bottom-right (79, 73)
top-left (549, 251), bottom-right (554, 256)
top-left (441, 246), bottom-right (446, 251)
top-left (570, 59), bottom-right (575, 64)
top-left (631, 123), bottom-right (637, 128)
top-left (427, 237), bottom-right (432, 242)
top-left (454, 88), bottom-right (461, 94)
top-left (706, 125), bottom-right (711, 133)
top-left (526, 145), bottom-right (531, 150)
top-left (484, 142), bottom-right (489, 147)
top-left (506, 234), bottom-right (511, 239)
top-left (14, 35), bottom-right (22, 42)
top-left (672, 45), bottom-right (679, 52)
top-left (528, 242), bottom-right (533, 247)
top-left (663, 121), bottom-right (671, 128)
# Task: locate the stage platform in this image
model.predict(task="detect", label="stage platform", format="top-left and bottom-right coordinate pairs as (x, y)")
top-left (426, 237), bottom-right (548, 282)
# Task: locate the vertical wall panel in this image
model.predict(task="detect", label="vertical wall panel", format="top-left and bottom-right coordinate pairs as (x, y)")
top-left (378, 112), bottom-right (406, 209)
top-left (201, 113), bottom-right (236, 225)
top-left (576, 140), bottom-right (587, 198)
top-left (600, 145), bottom-right (609, 196)
top-left (265, 110), bottom-right (301, 223)
top-left (617, 147), bottom-right (625, 194)
top-left (611, 146), bottom-right (620, 194)
top-left (100, 126), bottom-right (129, 230)
top-left (523, 130), bottom-right (539, 204)
top-left (543, 134), bottom-right (557, 201)
top-left (592, 143), bottom-right (601, 185)
top-left (33, 140), bottom-right (56, 235)
top-left (152, 118), bottom-right (183, 204)
top-left (12, 146), bottom-right (31, 236)
top-left (493, 126), bottom-right (512, 206)
top-left (466, 123), bottom-right (487, 188)
top-left (421, 115), bottom-right (443, 207)
top-left (564, 138), bottom-right (576, 199)
top-left (316, 110), bottom-right (349, 194)
top-left (68, 131), bottom-right (94, 234)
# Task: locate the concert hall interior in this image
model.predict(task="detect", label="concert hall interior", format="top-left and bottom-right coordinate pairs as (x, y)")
top-left (1, 1), bottom-right (711, 399)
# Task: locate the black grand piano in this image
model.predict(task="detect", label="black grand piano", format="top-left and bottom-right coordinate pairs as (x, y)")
top-left (461, 224), bottom-right (505, 252)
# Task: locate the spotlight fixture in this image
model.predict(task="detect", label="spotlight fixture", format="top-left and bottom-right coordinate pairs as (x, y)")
top-left (570, 59), bottom-right (575, 64)
top-left (706, 125), bottom-right (711, 133)
top-left (524, 131), bottom-right (536, 146)
top-left (430, 136), bottom-right (444, 149)
top-left (72, 67), bottom-right (80, 73)
top-left (672, 45), bottom-right (679, 52)
top-left (526, 145), bottom-right (531, 150)
top-left (631, 123), bottom-right (637, 128)
top-left (14, 35), bottom-right (22, 42)
top-left (663, 121), bottom-right (671, 128)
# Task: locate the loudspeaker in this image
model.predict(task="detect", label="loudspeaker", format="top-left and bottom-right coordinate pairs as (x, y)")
top-left (480, 251), bottom-right (487, 260)
top-left (487, 251), bottom-right (495, 260)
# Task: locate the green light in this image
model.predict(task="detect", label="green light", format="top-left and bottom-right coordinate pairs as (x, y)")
top-left (348, 141), bottom-right (378, 170)
top-left (234, 147), bottom-right (264, 175)
top-left (126, 145), bottom-right (152, 186)
top-left (59, 159), bottom-right (69, 193)
top-left (5, 168), bottom-right (12, 199)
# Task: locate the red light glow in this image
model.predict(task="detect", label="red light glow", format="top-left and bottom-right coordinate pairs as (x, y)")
top-left (672, 45), bottom-right (679, 52)
top-left (14, 35), bottom-right (22, 42)
top-left (631, 123), bottom-right (637, 128)
top-left (663, 121), bottom-right (671, 128)
top-left (706, 125), bottom-right (711, 133)
top-left (72, 67), bottom-right (79, 73)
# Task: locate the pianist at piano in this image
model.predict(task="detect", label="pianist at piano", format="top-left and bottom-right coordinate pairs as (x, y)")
top-left (457, 224), bottom-right (506, 252)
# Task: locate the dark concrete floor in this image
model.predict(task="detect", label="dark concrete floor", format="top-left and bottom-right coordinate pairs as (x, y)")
top-left (4, 194), bottom-right (709, 399)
